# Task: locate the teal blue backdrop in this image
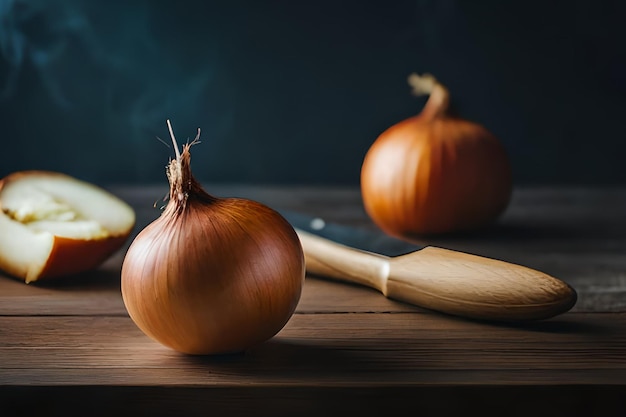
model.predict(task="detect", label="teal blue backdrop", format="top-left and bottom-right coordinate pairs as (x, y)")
top-left (1, 0), bottom-right (624, 186)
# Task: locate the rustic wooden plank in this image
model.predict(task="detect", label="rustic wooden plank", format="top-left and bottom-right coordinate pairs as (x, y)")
top-left (0, 185), bottom-right (625, 416)
top-left (111, 185), bottom-right (626, 313)
top-left (0, 313), bottom-right (624, 386)
top-left (0, 185), bottom-right (416, 316)
top-left (0, 270), bottom-right (421, 316)
top-left (290, 185), bottom-right (626, 313)
top-left (2, 185), bottom-right (624, 316)
top-left (106, 185), bottom-right (626, 244)
top-left (2, 367), bottom-right (626, 387)
top-left (0, 252), bottom-right (127, 316)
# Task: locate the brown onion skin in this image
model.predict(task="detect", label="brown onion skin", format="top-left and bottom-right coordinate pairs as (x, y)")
top-left (361, 78), bottom-right (512, 237)
top-left (121, 138), bottom-right (304, 356)
top-left (122, 195), bottom-right (305, 355)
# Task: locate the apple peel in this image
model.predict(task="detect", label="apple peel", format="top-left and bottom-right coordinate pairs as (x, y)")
top-left (0, 171), bottom-right (136, 283)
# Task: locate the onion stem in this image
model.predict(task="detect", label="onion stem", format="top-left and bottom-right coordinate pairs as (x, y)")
top-left (408, 73), bottom-right (437, 96)
top-left (407, 73), bottom-right (450, 119)
top-left (166, 119), bottom-right (182, 161)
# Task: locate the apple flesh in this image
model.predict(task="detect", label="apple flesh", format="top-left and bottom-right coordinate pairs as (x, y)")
top-left (0, 171), bottom-right (136, 283)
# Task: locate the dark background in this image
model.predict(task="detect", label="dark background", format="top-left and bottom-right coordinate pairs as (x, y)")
top-left (0, 0), bottom-right (624, 187)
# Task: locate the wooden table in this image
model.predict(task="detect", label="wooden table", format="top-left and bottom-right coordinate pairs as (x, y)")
top-left (1, 185), bottom-right (625, 417)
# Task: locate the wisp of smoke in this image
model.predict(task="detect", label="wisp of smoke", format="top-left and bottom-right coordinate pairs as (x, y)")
top-left (0, 0), bottom-right (215, 135)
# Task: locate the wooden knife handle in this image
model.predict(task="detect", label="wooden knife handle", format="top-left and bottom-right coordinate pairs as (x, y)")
top-left (295, 229), bottom-right (577, 321)
top-left (296, 229), bottom-right (389, 291)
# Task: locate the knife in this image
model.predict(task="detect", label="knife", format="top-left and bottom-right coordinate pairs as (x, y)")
top-left (281, 211), bottom-right (577, 322)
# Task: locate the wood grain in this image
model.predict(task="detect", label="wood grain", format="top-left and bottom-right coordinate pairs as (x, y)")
top-left (0, 269), bottom-right (421, 316)
top-left (1, 312), bottom-right (625, 415)
top-left (0, 185), bottom-right (625, 417)
top-left (1, 313), bottom-right (625, 384)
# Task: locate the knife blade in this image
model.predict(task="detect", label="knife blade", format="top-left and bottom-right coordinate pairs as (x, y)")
top-left (281, 210), bottom-right (577, 322)
top-left (281, 210), bottom-right (424, 256)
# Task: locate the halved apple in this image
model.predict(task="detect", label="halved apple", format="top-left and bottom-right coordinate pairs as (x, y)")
top-left (0, 171), bottom-right (136, 283)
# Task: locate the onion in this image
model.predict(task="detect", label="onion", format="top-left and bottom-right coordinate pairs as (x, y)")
top-left (360, 73), bottom-right (512, 236)
top-left (121, 121), bottom-right (305, 355)
top-left (0, 171), bottom-right (135, 283)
